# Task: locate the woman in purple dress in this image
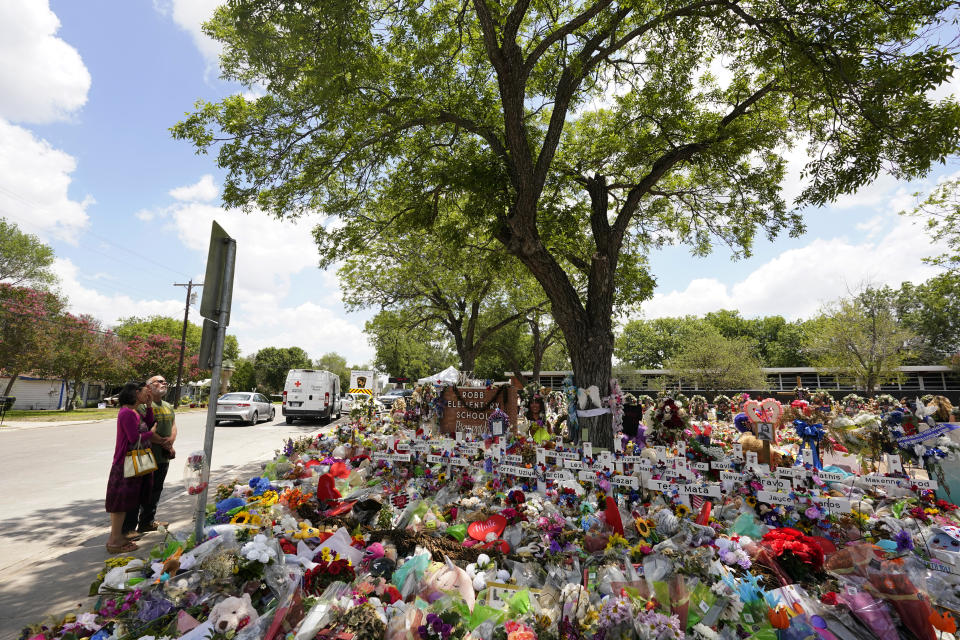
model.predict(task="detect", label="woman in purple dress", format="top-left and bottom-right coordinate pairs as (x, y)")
top-left (105, 381), bottom-right (157, 553)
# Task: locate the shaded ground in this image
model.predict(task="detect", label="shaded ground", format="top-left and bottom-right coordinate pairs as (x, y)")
top-left (0, 460), bottom-right (265, 640)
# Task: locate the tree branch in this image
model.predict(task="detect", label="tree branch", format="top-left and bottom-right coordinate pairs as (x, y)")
top-left (522, 0), bottom-right (615, 76)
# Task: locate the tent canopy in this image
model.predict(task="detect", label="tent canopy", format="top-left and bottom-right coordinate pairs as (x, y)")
top-left (417, 366), bottom-right (460, 386)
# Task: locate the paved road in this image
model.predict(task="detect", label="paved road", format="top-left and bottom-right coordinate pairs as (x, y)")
top-left (0, 408), bottom-right (339, 639)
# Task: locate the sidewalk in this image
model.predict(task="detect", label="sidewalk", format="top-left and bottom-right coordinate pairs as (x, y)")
top-left (0, 459), bottom-right (265, 640)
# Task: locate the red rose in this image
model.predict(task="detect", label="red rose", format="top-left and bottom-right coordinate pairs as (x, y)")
top-left (821, 592), bottom-right (839, 606)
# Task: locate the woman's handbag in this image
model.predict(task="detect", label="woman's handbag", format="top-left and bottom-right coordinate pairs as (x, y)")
top-left (123, 436), bottom-right (158, 478)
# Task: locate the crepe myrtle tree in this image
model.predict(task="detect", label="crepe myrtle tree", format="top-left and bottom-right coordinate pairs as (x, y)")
top-left (175, 0), bottom-right (960, 448)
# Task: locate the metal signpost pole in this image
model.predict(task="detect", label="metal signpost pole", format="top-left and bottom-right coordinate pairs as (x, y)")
top-left (193, 238), bottom-right (236, 542)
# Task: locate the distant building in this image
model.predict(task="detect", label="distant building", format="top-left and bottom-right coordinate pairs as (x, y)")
top-left (0, 374), bottom-right (105, 410)
top-left (507, 365), bottom-right (960, 402)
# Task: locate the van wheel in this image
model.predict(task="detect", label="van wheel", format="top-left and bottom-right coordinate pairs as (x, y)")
top-left (285, 416), bottom-right (294, 425)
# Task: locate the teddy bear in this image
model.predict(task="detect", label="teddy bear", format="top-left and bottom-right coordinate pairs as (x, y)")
top-left (419, 556), bottom-right (476, 611)
top-left (738, 433), bottom-right (783, 467)
top-left (209, 593), bottom-right (259, 634)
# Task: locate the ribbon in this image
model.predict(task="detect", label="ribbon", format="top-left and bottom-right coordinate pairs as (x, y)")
top-left (794, 419), bottom-right (825, 469)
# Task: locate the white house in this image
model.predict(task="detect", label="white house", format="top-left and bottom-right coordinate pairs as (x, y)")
top-left (0, 375), bottom-right (105, 410)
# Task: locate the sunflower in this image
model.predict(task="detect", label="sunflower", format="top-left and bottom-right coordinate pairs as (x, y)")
top-left (635, 518), bottom-right (652, 538)
top-left (746, 496), bottom-right (757, 508)
top-left (675, 503), bottom-right (691, 518)
top-left (230, 511), bottom-right (252, 524)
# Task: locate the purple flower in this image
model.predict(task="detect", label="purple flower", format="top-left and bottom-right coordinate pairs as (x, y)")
top-left (441, 623), bottom-right (452, 636)
top-left (894, 529), bottom-right (914, 552)
top-left (418, 626), bottom-right (428, 637)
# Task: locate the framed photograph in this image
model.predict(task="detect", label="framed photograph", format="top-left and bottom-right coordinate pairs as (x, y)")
top-left (757, 423), bottom-right (774, 441)
top-left (485, 582), bottom-right (523, 609)
top-left (491, 419), bottom-right (504, 436)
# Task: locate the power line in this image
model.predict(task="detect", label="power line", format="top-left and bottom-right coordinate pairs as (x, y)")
top-left (0, 185), bottom-right (194, 280)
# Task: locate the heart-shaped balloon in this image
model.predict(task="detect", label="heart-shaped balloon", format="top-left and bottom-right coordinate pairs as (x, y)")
top-left (316, 473), bottom-right (341, 501)
top-left (761, 398), bottom-right (783, 425)
top-left (467, 514), bottom-right (507, 541)
top-left (743, 399), bottom-right (763, 423)
top-left (480, 539), bottom-right (511, 554)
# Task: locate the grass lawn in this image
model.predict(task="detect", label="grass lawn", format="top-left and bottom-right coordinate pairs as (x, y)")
top-left (2, 405), bottom-right (208, 422)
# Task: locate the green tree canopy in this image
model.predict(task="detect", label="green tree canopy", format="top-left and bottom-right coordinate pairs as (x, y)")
top-left (337, 205), bottom-right (553, 372)
top-left (253, 346), bottom-right (312, 394)
top-left (315, 352), bottom-right (350, 391)
top-left (807, 287), bottom-right (914, 391)
top-left (0, 218), bottom-right (56, 288)
top-left (895, 272), bottom-right (960, 362)
top-left (365, 310), bottom-right (458, 382)
top-left (663, 324), bottom-right (766, 393)
top-left (0, 283), bottom-right (67, 396)
top-left (176, 0), bottom-right (960, 447)
top-left (50, 315), bottom-right (128, 410)
top-left (229, 355), bottom-right (256, 392)
top-left (115, 315), bottom-right (240, 363)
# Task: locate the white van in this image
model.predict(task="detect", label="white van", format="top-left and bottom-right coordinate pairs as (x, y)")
top-left (282, 369), bottom-right (342, 424)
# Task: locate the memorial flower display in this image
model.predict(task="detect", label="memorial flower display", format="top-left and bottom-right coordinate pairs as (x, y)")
top-left (18, 385), bottom-right (960, 640)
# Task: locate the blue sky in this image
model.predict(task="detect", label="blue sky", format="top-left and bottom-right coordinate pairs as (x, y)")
top-left (1, 0), bottom-right (957, 367)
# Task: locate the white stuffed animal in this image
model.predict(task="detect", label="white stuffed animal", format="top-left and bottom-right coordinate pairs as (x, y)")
top-left (209, 593), bottom-right (259, 634)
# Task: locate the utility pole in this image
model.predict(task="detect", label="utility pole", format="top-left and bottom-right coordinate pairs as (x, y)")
top-left (173, 280), bottom-right (202, 406)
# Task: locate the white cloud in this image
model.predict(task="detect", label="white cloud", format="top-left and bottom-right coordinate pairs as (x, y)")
top-left (53, 258), bottom-right (184, 324)
top-left (0, 0), bottom-right (90, 123)
top-left (233, 302), bottom-right (372, 365)
top-left (153, 0), bottom-right (224, 68)
top-left (640, 213), bottom-right (946, 321)
top-left (170, 174), bottom-right (218, 202)
top-left (0, 118), bottom-right (91, 240)
top-left (136, 174), bottom-right (374, 362)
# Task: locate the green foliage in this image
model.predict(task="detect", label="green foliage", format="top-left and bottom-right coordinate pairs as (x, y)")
top-left (617, 311), bottom-right (812, 368)
top-left (894, 271), bottom-right (960, 362)
top-left (176, 0), bottom-right (960, 447)
top-left (903, 178), bottom-right (960, 270)
top-left (315, 352), bottom-right (350, 390)
top-left (0, 218), bottom-right (56, 288)
top-left (663, 324), bottom-right (767, 392)
top-left (0, 284), bottom-right (68, 395)
top-left (115, 315), bottom-right (240, 362)
top-left (229, 355), bottom-right (255, 392)
top-left (807, 287), bottom-right (914, 391)
top-left (364, 310), bottom-right (457, 381)
top-left (253, 346), bottom-right (312, 394)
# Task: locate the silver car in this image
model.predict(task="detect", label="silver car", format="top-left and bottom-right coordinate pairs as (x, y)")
top-left (215, 392), bottom-right (276, 425)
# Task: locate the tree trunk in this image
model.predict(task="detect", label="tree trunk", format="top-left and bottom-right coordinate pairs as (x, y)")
top-left (460, 350), bottom-right (477, 376)
top-left (62, 378), bottom-right (73, 411)
top-left (566, 324), bottom-right (615, 449)
top-left (2, 371), bottom-right (18, 398)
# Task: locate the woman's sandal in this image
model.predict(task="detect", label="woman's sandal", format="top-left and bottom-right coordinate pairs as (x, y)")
top-left (106, 541), bottom-right (138, 554)
top-left (125, 531), bottom-right (143, 541)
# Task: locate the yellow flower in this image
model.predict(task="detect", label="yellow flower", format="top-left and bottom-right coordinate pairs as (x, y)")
top-left (746, 496), bottom-right (757, 507)
top-left (259, 490), bottom-right (279, 506)
top-left (606, 533), bottom-right (628, 550)
top-left (635, 519), bottom-right (651, 538)
top-left (675, 504), bottom-right (691, 518)
top-left (230, 511), bottom-right (252, 525)
top-left (320, 548), bottom-right (332, 562)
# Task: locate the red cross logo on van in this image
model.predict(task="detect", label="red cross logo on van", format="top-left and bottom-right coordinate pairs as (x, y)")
top-left (294, 381), bottom-right (301, 387)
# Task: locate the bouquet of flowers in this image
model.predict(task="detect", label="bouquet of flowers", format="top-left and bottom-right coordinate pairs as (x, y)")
top-left (303, 552), bottom-right (355, 595)
top-left (760, 527), bottom-right (824, 583)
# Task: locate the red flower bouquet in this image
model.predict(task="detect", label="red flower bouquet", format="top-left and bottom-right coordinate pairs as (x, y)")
top-left (303, 557), bottom-right (355, 595)
top-left (760, 527), bottom-right (825, 582)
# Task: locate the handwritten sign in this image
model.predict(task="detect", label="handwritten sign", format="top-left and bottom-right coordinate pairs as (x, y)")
top-left (757, 491), bottom-right (794, 506)
top-left (498, 464), bottom-right (535, 478)
top-left (439, 386), bottom-right (518, 434)
top-left (679, 483), bottom-right (721, 499)
top-left (374, 453), bottom-right (411, 463)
